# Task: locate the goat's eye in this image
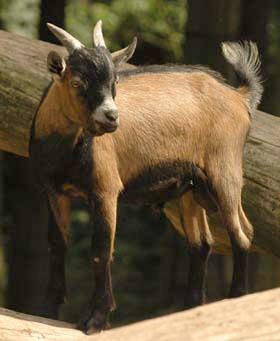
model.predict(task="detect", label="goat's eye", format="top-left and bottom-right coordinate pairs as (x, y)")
top-left (71, 77), bottom-right (87, 89)
top-left (71, 79), bottom-right (81, 88)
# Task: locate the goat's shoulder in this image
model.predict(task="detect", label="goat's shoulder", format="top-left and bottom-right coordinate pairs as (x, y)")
top-left (92, 135), bottom-right (123, 193)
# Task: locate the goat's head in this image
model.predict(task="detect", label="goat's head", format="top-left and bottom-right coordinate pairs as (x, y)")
top-left (46, 21), bottom-right (137, 135)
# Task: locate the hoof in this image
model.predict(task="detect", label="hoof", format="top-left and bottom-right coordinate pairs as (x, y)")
top-left (77, 310), bottom-right (110, 335)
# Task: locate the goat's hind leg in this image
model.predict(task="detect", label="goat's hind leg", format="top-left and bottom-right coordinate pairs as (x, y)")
top-left (169, 193), bottom-right (212, 308)
top-left (186, 239), bottom-right (211, 308)
top-left (211, 174), bottom-right (253, 298)
top-left (228, 203), bottom-right (253, 297)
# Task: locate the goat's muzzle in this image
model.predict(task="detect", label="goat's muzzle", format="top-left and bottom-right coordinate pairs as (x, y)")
top-left (87, 109), bottom-right (119, 135)
top-left (97, 108), bottom-right (119, 132)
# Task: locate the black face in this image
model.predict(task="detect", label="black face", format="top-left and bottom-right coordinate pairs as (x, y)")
top-left (68, 47), bottom-right (119, 135)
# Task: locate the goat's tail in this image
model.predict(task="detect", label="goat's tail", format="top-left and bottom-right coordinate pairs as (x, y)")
top-left (221, 41), bottom-right (263, 114)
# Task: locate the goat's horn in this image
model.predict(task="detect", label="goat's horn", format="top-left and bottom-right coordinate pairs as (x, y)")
top-left (47, 23), bottom-right (84, 53)
top-left (111, 37), bottom-right (137, 65)
top-left (93, 20), bottom-right (106, 48)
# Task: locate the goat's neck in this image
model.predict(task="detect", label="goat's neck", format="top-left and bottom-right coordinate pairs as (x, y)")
top-left (35, 81), bottom-right (80, 140)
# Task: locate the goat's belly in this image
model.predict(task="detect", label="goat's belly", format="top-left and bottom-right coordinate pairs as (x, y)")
top-left (120, 162), bottom-right (218, 212)
top-left (120, 162), bottom-right (195, 204)
top-left (121, 176), bottom-right (194, 204)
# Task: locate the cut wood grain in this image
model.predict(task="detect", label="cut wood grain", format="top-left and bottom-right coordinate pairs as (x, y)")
top-left (0, 288), bottom-right (280, 340)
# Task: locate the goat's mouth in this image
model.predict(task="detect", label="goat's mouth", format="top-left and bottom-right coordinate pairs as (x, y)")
top-left (96, 119), bottom-right (119, 132)
top-left (86, 120), bottom-right (119, 136)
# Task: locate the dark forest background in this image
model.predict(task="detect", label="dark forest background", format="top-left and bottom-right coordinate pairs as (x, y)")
top-left (0, 0), bottom-right (280, 327)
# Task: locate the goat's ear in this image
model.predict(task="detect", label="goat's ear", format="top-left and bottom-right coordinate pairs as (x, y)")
top-left (47, 51), bottom-right (66, 81)
top-left (111, 37), bottom-right (137, 67)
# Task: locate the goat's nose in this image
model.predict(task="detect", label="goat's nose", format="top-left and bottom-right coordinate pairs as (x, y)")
top-left (105, 109), bottom-right (118, 122)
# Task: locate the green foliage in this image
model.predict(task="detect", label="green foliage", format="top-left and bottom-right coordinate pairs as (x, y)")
top-left (66, 0), bottom-right (186, 62)
top-left (0, 0), bottom-right (39, 37)
top-left (1, 0), bottom-right (186, 61)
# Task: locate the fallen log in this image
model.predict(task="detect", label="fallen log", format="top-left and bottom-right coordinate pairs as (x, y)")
top-left (0, 288), bottom-right (280, 340)
top-left (0, 30), bottom-right (279, 255)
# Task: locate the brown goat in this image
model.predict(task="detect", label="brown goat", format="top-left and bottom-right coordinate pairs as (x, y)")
top-left (30, 22), bottom-right (263, 334)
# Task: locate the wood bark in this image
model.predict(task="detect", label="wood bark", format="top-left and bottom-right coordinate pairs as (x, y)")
top-left (0, 30), bottom-right (279, 256)
top-left (5, 154), bottom-right (50, 316)
top-left (0, 288), bottom-right (280, 340)
top-left (0, 30), bottom-right (64, 157)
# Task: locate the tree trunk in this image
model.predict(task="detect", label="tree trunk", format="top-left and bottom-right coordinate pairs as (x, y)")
top-left (4, 155), bottom-right (50, 316)
top-left (0, 288), bottom-right (280, 340)
top-left (0, 30), bottom-right (279, 257)
top-left (240, 0), bottom-right (272, 113)
top-left (39, 0), bottom-right (66, 43)
top-left (185, 0), bottom-right (242, 78)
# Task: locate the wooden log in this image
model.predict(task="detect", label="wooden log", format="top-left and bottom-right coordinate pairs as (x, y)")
top-left (0, 288), bottom-right (280, 340)
top-left (0, 30), bottom-right (279, 255)
top-left (0, 30), bottom-right (63, 156)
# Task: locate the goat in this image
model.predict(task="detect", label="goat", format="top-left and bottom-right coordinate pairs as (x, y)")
top-left (30, 21), bottom-right (136, 325)
top-left (30, 22), bottom-right (263, 334)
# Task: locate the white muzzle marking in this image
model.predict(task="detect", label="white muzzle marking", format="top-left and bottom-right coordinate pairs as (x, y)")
top-left (94, 97), bottom-right (118, 124)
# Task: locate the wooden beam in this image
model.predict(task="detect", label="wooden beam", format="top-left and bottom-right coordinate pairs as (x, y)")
top-left (0, 288), bottom-right (280, 340)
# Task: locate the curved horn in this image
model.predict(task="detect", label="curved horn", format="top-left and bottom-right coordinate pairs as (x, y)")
top-left (111, 37), bottom-right (137, 66)
top-left (93, 20), bottom-right (106, 48)
top-left (47, 23), bottom-right (84, 53)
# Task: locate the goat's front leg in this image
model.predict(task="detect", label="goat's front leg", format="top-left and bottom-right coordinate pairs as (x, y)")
top-left (78, 193), bottom-right (117, 334)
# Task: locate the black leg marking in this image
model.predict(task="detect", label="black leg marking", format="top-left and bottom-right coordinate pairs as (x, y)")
top-left (228, 234), bottom-right (248, 298)
top-left (185, 241), bottom-right (211, 309)
top-left (78, 196), bottom-right (116, 335)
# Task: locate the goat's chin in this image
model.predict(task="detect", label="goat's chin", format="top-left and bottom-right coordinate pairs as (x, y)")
top-left (95, 121), bottom-right (118, 134)
top-left (85, 127), bottom-right (104, 136)
top-left (85, 122), bottom-right (118, 136)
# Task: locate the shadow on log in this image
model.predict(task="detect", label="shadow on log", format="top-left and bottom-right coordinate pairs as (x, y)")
top-left (0, 29), bottom-right (279, 256)
top-left (0, 288), bottom-right (280, 340)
